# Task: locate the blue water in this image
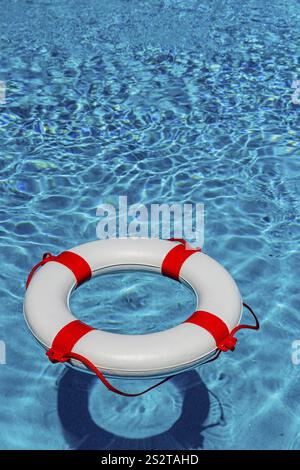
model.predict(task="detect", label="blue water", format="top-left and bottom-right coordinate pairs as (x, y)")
top-left (1, 0), bottom-right (300, 450)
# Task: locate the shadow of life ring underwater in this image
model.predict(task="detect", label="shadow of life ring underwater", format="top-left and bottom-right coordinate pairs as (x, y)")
top-left (57, 368), bottom-right (223, 450)
top-left (23, 238), bottom-right (259, 397)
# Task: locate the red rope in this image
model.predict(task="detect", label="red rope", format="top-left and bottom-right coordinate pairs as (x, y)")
top-left (217, 302), bottom-right (260, 351)
top-left (59, 352), bottom-right (173, 397)
top-left (232, 302), bottom-right (260, 334)
top-left (26, 252), bottom-right (56, 289)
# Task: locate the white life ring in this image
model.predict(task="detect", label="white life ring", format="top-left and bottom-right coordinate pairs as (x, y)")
top-left (24, 238), bottom-right (246, 384)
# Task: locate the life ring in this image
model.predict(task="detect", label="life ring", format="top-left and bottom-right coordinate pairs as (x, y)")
top-left (24, 238), bottom-right (259, 396)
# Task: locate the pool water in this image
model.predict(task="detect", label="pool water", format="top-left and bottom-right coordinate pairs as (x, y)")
top-left (1, 0), bottom-right (300, 450)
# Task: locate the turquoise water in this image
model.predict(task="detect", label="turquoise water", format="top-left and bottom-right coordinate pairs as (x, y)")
top-left (1, 0), bottom-right (300, 450)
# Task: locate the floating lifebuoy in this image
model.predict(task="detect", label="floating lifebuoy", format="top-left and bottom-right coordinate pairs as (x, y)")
top-left (24, 238), bottom-right (259, 396)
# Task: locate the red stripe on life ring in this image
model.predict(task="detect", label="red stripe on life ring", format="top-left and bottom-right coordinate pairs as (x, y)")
top-left (26, 251), bottom-right (92, 289)
top-left (185, 311), bottom-right (234, 350)
top-left (161, 243), bottom-right (200, 281)
top-left (54, 251), bottom-right (92, 287)
top-left (46, 320), bottom-right (95, 362)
